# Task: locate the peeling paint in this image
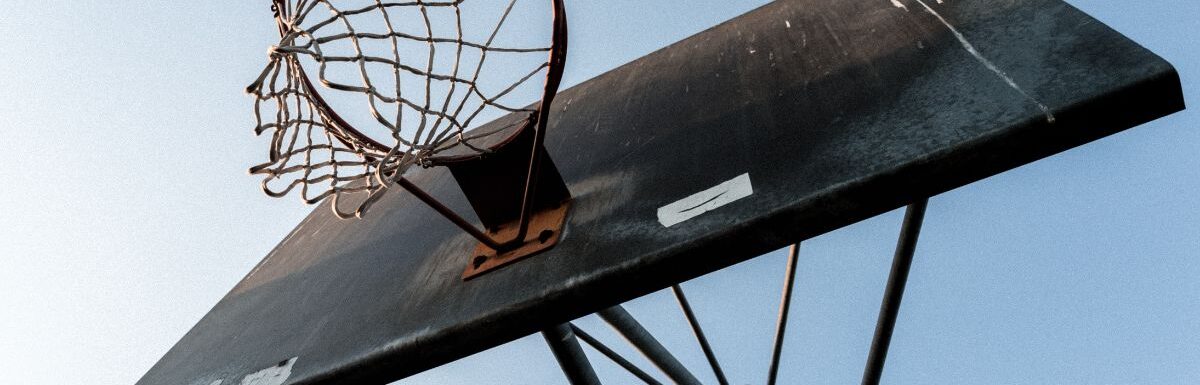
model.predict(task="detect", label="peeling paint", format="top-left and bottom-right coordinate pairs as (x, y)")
top-left (240, 358), bottom-right (297, 385)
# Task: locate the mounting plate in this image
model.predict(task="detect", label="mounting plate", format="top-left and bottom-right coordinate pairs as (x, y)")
top-left (465, 202), bottom-right (571, 280)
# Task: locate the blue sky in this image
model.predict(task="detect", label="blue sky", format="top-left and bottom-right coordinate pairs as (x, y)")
top-left (0, 1), bottom-right (1196, 384)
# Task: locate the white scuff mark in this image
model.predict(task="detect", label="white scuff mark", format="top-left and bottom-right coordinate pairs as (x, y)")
top-left (241, 357), bottom-right (297, 385)
top-left (658, 174), bottom-right (754, 228)
top-left (248, 213), bottom-right (317, 280)
top-left (278, 214), bottom-right (312, 247)
top-left (820, 17), bottom-right (849, 57)
top-left (245, 252), bottom-right (277, 281)
top-left (913, 0), bottom-right (1056, 123)
top-left (569, 171), bottom-right (637, 224)
top-left (890, 0), bottom-right (909, 11)
top-left (785, 20), bottom-right (792, 28)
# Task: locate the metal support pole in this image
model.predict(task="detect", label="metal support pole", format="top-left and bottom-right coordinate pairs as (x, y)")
top-left (543, 323), bottom-right (603, 385)
top-left (672, 285), bottom-right (729, 385)
top-left (860, 199), bottom-right (929, 385)
top-left (570, 324), bottom-right (664, 385)
top-left (598, 306), bottom-right (702, 385)
top-left (766, 243), bottom-right (802, 385)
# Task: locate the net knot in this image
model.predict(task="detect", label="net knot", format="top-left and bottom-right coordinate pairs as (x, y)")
top-left (266, 45), bottom-right (284, 60)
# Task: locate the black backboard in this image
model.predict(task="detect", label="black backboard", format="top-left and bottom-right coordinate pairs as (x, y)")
top-left (139, 1), bottom-right (1183, 384)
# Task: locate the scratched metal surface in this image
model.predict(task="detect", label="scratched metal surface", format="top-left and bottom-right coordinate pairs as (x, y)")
top-left (139, 0), bottom-right (1183, 384)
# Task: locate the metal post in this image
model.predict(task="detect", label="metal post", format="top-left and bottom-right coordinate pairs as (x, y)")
top-left (570, 324), bottom-right (664, 385)
top-left (543, 323), bottom-right (603, 385)
top-left (672, 285), bottom-right (729, 385)
top-left (598, 306), bottom-right (702, 385)
top-left (860, 199), bottom-right (929, 385)
top-left (766, 243), bottom-right (802, 385)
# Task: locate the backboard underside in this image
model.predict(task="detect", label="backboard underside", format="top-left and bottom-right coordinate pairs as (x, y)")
top-left (140, 0), bottom-right (1183, 384)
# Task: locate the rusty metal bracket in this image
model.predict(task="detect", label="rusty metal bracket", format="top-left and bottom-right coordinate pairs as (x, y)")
top-left (463, 201), bottom-right (570, 280)
top-left (436, 118), bottom-right (573, 280)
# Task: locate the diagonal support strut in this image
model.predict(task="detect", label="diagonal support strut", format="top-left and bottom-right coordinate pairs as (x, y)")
top-left (672, 285), bottom-right (730, 385)
top-left (598, 306), bottom-right (702, 385)
top-left (766, 243), bottom-right (802, 385)
top-left (543, 323), bottom-right (603, 385)
top-left (860, 199), bottom-right (929, 385)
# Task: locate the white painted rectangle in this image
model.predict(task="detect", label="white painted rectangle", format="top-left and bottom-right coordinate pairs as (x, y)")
top-left (657, 173), bottom-right (754, 227)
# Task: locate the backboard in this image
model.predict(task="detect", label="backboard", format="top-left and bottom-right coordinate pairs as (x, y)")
top-left (139, 0), bottom-right (1183, 384)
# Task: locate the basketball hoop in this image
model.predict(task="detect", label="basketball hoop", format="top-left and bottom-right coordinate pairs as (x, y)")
top-left (246, 0), bottom-right (570, 272)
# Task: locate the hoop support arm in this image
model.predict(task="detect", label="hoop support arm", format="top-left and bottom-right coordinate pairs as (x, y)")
top-left (395, 177), bottom-right (505, 251)
top-left (507, 0), bottom-right (569, 248)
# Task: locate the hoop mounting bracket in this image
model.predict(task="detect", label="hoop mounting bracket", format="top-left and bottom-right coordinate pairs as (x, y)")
top-left (463, 201), bottom-right (570, 280)
top-left (437, 122), bottom-right (573, 280)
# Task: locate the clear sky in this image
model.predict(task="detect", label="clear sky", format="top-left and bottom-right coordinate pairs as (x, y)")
top-left (0, 1), bottom-right (1196, 384)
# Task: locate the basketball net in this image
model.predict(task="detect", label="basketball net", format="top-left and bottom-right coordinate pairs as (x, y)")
top-left (246, 0), bottom-right (559, 219)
